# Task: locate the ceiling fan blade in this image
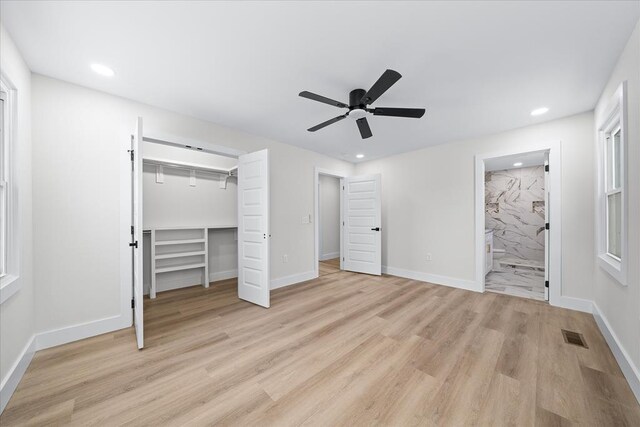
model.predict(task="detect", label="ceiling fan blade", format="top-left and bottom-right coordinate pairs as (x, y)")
top-left (372, 107), bottom-right (425, 118)
top-left (360, 69), bottom-right (402, 105)
top-left (299, 91), bottom-right (348, 108)
top-left (356, 117), bottom-right (373, 139)
top-left (307, 114), bottom-right (348, 132)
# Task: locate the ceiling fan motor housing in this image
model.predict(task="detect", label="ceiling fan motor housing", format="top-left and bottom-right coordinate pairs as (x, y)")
top-left (349, 89), bottom-right (367, 107)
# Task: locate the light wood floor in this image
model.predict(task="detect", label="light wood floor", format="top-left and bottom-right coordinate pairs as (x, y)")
top-left (319, 258), bottom-right (340, 276)
top-left (2, 271), bottom-right (639, 426)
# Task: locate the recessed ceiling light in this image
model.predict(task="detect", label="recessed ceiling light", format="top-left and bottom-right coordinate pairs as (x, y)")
top-left (356, 154), bottom-right (364, 159)
top-left (530, 107), bottom-right (549, 116)
top-left (513, 162), bottom-right (523, 167)
top-left (90, 63), bottom-right (115, 77)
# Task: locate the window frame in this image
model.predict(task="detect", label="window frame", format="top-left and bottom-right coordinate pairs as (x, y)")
top-left (597, 81), bottom-right (627, 285)
top-left (0, 76), bottom-right (20, 303)
top-left (0, 89), bottom-right (6, 278)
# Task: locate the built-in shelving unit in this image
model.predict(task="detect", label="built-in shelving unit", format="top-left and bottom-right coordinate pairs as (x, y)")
top-left (148, 226), bottom-right (237, 299)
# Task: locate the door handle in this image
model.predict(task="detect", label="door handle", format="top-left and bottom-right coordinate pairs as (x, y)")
top-left (371, 227), bottom-right (380, 231)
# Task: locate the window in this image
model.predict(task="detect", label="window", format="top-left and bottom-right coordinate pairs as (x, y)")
top-left (597, 82), bottom-right (627, 285)
top-left (0, 77), bottom-right (20, 303)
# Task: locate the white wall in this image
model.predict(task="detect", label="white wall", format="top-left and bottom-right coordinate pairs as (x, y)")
top-left (319, 175), bottom-right (340, 260)
top-left (355, 112), bottom-right (595, 301)
top-left (142, 167), bottom-right (237, 229)
top-left (31, 74), bottom-right (354, 336)
top-left (593, 20), bottom-right (640, 385)
top-left (0, 25), bottom-right (34, 409)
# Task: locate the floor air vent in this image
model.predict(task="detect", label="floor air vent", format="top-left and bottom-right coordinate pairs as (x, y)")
top-left (561, 329), bottom-right (588, 349)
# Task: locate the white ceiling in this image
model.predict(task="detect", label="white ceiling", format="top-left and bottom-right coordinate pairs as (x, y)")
top-left (2, 1), bottom-right (638, 163)
top-left (484, 150), bottom-right (546, 172)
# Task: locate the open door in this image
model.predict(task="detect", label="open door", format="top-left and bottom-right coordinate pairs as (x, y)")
top-left (131, 117), bottom-right (144, 349)
top-left (237, 149), bottom-right (270, 308)
top-left (544, 153), bottom-right (550, 301)
top-left (342, 174), bottom-right (382, 275)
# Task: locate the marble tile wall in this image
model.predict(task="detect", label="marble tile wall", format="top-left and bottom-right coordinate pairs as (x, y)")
top-left (485, 165), bottom-right (545, 262)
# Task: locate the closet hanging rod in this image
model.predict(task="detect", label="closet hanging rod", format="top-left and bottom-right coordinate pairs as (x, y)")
top-left (143, 157), bottom-right (237, 176)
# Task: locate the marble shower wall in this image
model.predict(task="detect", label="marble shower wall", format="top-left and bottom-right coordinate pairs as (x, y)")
top-left (485, 165), bottom-right (545, 262)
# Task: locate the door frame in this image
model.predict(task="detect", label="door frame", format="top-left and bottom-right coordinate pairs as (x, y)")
top-left (314, 167), bottom-right (349, 278)
top-left (121, 118), bottom-right (249, 339)
top-left (474, 141), bottom-right (561, 306)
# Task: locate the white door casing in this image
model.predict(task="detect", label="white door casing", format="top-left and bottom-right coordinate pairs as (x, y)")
top-left (544, 153), bottom-right (550, 301)
top-left (342, 174), bottom-right (382, 275)
top-left (132, 117), bottom-right (144, 349)
top-left (237, 149), bottom-right (270, 308)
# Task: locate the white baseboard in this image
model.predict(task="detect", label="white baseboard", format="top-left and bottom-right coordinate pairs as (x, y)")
top-left (551, 296), bottom-right (593, 313)
top-left (383, 266), bottom-right (480, 292)
top-left (592, 303), bottom-right (640, 405)
top-left (35, 314), bottom-right (130, 351)
top-left (319, 252), bottom-right (340, 261)
top-left (0, 335), bottom-right (35, 414)
top-left (209, 269), bottom-right (238, 282)
top-left (270, 270), bottom-right (317, 290)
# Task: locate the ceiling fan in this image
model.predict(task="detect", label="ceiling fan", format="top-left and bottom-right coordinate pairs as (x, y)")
top-left (299, 69), bottom-right (425, 139)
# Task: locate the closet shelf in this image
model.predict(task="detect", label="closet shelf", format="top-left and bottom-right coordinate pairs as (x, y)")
top-left (155, 238), bottom-right (206, 246)
top-left (155, 250), bottom-right (206, 260)
top-left (155, 263), bottom-right (207, 274)
top-left (143, 157), bottom-right (237, 176)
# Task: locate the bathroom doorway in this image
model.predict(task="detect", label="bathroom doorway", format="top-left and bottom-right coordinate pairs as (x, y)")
top-left (483, 151), bottom-right (549, 301)
top-left (475, 143), bottom-right (561, 306)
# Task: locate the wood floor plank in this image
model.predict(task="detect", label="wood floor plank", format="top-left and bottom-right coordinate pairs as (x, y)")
top-left (1, 270), bottom-right (638, 426)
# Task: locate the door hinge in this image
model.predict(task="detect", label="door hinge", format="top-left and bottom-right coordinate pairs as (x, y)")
top-left (545, 223), bottom-right (550, 230)
top-left (128, 148), bottom-right (134, 161)
top-left (131, 298), bottom-right (135, 309)
top-left (545, 164), bottom-right (549, 172)
top-left (129, 241), bottom-right (138, 248)
top-left (545, 280), bottom-right (549, 288)
top-left (131, 225), bottom-right (134, 235)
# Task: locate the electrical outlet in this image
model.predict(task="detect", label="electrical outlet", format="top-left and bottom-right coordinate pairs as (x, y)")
top-left (283, 254), bottom-right (288, 263)
top-left (426, 253), bottom-right (432, 261)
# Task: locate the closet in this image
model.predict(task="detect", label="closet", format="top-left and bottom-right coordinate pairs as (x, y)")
top-left (141, 145), bottom-right (239, 299)
top-left (130, 117), bottom-right (271, 350)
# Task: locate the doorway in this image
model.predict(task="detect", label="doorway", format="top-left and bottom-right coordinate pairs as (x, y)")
top-left (128, 117), bottom-right (270, 350)
top-left (475, 142), bottom-right (561, 305)
top-left (314, 168), bottom-right (347, 277)
top-left (318, 174), bottom-right (341, 277)
top-left (483, 151), bottom-right (548, 301)
top-left (314, 169), bottom-right (383, 278)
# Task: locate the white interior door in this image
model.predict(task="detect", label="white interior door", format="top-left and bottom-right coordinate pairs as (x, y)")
top-left (544, 153), bottom-right (550, 301)
top-left (237, 149), bottom-right (270, 308)
top-left (131, 117), bottom-right (144, 349)
top-left (342, 174), bottom-right (382, 275)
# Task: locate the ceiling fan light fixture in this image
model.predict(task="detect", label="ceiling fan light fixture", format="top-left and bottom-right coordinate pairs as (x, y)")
top-left (349, 108), bottom-right (368, 120)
